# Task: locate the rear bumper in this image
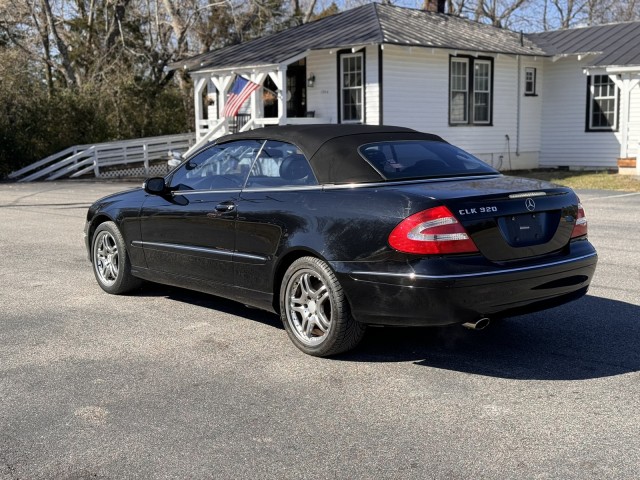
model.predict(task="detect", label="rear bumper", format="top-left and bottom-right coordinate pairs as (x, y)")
top-left (333, 241), bottom-right (597, 326)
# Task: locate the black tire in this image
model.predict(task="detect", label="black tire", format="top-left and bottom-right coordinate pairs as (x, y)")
top-left (91, 221), bottom-right (142, 294)
top-left (280, 256), bottom-right (366, 357)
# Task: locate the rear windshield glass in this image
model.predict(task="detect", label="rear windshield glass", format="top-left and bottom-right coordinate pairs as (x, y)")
top-left (359, 141), bottom-right (498, 180)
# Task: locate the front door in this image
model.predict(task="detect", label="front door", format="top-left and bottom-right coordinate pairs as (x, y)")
top-left (287, 62), bottom-right (307, 118)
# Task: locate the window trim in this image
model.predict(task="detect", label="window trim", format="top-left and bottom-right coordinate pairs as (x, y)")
top-left (524, 67), bottom-right (537, 96)
top-left (245, 139), bottom-right (319, 187)
top-left (338, 50), bottom-right (365, 124)
top-left (586, 74), bottom-right (619, 132)
top-left (448, 55), bottom-right (494, 126)
top-left (449, 57), bottom-right (469, 124)
top-left (167, 139), bottom-right (265, 192)
top-left (472, 59), bottom-right (492, 125)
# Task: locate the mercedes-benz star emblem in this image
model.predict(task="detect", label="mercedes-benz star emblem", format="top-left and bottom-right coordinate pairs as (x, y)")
top-left (525, 198), bottom-right (536, 211)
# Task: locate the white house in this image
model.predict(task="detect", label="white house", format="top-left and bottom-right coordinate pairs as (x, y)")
top-left (530, 24), bottom-right (640, 172)
top-left (176, 2), bottom-right (640, 174)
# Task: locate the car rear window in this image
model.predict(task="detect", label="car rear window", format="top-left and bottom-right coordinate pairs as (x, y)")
top-left (359, 141), bottom-right (498, 180)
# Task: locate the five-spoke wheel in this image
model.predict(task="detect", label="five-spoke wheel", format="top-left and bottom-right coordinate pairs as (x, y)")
top-left (281, 257), bottom-right (366, 356)
top-left (94, 230), bottom-right (120, 287)
top-left (92, 221), bottom-right (142, 294)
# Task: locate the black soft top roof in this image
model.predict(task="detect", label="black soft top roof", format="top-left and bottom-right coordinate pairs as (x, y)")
top-left (217, 124), bottom-right (446, 184)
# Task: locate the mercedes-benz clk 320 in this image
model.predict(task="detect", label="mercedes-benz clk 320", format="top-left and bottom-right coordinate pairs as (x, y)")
top-left (85, 125), bottom-right (597, 356)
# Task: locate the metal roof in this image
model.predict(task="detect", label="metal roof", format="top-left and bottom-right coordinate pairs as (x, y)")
top-left (180, 3), bottom-right (545, 73)
top-left (528, 22), bottom-right (640, 67)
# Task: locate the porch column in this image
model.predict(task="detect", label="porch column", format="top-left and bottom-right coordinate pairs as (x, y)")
top-left (269, 67), bottom-right (288, 125)
top-left (251, 72), bottom-right (267, 127)
top-left (193, 76), bottom-right (207, 140)
top-left (277, 67), bottom-right (287, 125)
top-left (212, 75), bottom-right (235, 121)
top-left (610, 74), bottom-right (639, 160)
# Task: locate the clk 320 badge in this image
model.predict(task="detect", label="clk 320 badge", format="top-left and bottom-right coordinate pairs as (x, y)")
top-left (458, 206), bottom-right (498, 215)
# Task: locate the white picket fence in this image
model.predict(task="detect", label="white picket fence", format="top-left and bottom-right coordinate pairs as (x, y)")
top-left (9, 133), bottom-right (196, 182)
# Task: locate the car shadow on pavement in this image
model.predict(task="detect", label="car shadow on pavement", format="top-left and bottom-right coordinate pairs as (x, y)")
top-left (135, 283), bottom-right (284, 330)
top-left (345, 295), bottom-right (640, 381)
top-left (134, 285), bottom-right (638, 380)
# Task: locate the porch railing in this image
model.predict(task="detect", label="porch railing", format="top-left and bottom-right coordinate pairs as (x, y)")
top-left (9, 133), bottom-right (195, 182)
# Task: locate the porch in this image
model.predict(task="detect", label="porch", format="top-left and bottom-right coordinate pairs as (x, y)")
top-left (187, 58), bottom-right (330, 156)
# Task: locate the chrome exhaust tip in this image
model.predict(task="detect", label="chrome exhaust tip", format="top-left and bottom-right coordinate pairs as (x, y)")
top-left (462, 317), bottom-right (491, 330)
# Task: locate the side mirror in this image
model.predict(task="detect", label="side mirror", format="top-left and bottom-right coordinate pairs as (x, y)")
top-left (144, 177), bottom-right (167, 195)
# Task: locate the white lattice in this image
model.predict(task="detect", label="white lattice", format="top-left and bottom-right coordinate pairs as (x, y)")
top-left (98, 164), bottom-right (169, 178)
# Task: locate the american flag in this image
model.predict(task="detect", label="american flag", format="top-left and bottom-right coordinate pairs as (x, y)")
top-left (222, 76), bottom-right (261, 118)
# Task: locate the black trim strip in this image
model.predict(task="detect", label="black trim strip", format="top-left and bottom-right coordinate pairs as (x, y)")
top-left (132, 241), bottom-right (268, 262)
top-left (321, 174), bottom-right (502, 190)
top-left (351, 253), bottom-right (597, 281)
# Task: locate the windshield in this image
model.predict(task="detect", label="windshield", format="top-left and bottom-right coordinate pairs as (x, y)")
top-left (359, 140), bottom-right (498, 180)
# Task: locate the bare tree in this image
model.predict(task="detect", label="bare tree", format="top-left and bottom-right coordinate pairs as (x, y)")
top-left (474, 0), bottom-right (531, 28)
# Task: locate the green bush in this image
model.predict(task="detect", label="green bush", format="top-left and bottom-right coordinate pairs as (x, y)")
top-left (0, 67), bottom-right (190, 179)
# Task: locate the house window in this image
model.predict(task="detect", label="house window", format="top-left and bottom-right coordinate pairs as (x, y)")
top-left (450, 58), bottom-right (468, 123)
top-left (340, 52), bottom-right (364, 123)
top-left (525, 67), bottom-right (536, 95)
top-left (473, 60), bottom-right (491, 123)
top-left (449, 56), bottom-right (493, 125)
top-left (588, 75), bottom-right (618, 131)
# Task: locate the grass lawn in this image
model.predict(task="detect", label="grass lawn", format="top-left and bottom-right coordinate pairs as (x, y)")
top-left (509, 169), bottom-right (640, 192)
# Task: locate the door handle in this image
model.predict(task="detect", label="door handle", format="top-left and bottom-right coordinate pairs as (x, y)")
top-left (215, 202), bottom-right (236, 213)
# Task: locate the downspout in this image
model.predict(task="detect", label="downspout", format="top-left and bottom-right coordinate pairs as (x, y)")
top-left (621, 75), bottom-right (629, 159)
top-left (379, 44), bottom-right (384, 125)
top-left (516, 54), bottom-right (521, 157)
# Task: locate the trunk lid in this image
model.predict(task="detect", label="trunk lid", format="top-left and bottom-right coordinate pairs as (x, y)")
top-left (395, 175), bottom-right (580, 262)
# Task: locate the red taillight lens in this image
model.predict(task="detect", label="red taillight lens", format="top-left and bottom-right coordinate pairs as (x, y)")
top-left (389, 205), bottom-right (479, 255)
top-left (571, 203), bottom-right (588, 238)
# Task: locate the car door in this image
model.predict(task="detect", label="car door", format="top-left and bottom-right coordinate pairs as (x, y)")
top-left (139, 139), bottom-right (264, 287)
top-left (235, 140), bottom-right (320, 296)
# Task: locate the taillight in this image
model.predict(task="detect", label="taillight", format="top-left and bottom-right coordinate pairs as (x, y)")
top-left (389, 205), bottom-right (479, 255)
top-left (571, 203), bottom-right (588, 238)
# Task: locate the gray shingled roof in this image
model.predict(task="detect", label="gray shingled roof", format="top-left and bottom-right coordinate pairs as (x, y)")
top-left (528, 22), bottom-right (640, 67)
top-left (180, 3), bottom-right (545, 72)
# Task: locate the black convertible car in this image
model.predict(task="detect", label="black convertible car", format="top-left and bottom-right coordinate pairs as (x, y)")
top-left (85, 125), bottom-right (597, 356)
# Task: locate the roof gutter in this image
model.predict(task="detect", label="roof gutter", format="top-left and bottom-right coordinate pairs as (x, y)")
top-left (586, 65), bottom-right (640, 74)
top-left (188, 63), bottom-right (282, 76)
top-left (551, 51), bottom-right (600, 62)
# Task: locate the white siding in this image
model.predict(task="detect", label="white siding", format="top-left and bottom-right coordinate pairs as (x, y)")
top-left (306, 49), bottom-right (338, 122)
top-left (306, 45), bottom-right (546, 170)
top-left (520, 58), bottom-right (543, 156)
top-left (365, 46), bottom-right (380, 125)
top-left (382, 45), bottom-right (542, 170)
top-left (626, 82), bottom-right (640, 159)
top-left (307, 47), bottom-right (381, 125)
top-left (540, 57), bottom-right (620, 168)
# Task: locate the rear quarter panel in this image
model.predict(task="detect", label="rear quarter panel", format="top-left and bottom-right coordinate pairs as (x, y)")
top-left (235, 186), bottom-right (436, 294)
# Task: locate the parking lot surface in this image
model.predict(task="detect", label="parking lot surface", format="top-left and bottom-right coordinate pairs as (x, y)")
top-left (1, 180), bottom-right (639, 479)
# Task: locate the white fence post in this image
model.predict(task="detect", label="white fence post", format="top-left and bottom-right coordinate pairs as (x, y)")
top-left (143, 143), bottom-right (149, 176)
top-left (93, 147), bottom-right (100, 177)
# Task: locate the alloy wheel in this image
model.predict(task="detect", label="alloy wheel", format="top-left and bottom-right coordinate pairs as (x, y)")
top-left (285, 268), bottom-right (333, 346)
top-left (94, 231), bottom-right (119, 286)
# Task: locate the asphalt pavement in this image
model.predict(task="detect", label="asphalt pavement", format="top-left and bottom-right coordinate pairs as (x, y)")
top-left (0, 180), bottom-right (639, 479)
